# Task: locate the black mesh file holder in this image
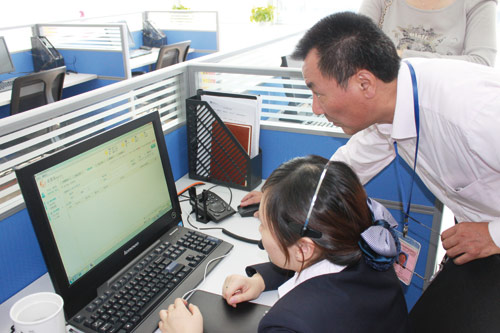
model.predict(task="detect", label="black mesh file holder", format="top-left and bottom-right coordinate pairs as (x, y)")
top-left (186, 92), bottom-right (262, 191)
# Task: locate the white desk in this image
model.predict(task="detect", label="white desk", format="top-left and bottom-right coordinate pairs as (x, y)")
top-left (0, 175), bottom-right (277, 332)
top-left (0, 72), bottom-right (98, 107)
top-left (129, 48), bottom-right (160, 70)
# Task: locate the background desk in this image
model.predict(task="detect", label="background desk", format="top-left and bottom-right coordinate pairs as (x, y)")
top-left (0, 175), bottom-right (277, 332)
top-left (0, 72), bottom-right (98, 107)
top-left (130, 48), bottom-right (161, 70)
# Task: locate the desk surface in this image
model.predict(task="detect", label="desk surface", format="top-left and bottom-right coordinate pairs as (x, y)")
top-left (0, 72), bottom-right (98, 107)
top-left (130, 48), bottom-right (160, 70)
top-left (0, 175), bottom-right (277, 332)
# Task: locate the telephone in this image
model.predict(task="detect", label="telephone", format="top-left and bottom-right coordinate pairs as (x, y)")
top-left (188, 187), bottom-right (236, 223)
top-left (142, 20), bottom-right (167, 48)
top-left (31, 36), bottom-right (64, 72)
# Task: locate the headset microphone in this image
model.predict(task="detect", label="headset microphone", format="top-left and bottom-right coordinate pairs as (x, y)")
top-left (258, 240), bottom-right (264, 250)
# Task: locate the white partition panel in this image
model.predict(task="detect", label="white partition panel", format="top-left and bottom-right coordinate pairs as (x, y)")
top-left (35, 24), bottom-right (125, 51)
top-left (0, 64), bottom-right (189, 216)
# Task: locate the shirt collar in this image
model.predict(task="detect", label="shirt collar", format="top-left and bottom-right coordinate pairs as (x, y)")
top-left (277, 259), bottom-right (346, 298)
top-left (388, 61), bottom-right (418, 140)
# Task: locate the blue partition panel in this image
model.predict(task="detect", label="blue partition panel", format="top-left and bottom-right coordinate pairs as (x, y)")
top-left (0, 126), bottom-right (188, 304)
top-left (0, 51), bottom-right (35, 82)
top-left (62, 79), bottom-right (116, 99)
top-left (0, 209), bottom-right (47, 303)
top-left (59, 50), bottom-right (126, 78)
top-left (164, 31), bottom-right (217, 51)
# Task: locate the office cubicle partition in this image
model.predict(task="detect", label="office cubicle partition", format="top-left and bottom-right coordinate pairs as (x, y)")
top-left (34, 23), bottom-right (131, 80)
top-left (145, 11), bottom-right (219, 59)
top-left (0, 34), bottom-right (442, 311)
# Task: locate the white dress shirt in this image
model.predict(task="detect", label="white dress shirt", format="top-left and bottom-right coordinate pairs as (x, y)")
top-left (333, 58), bottom-right (500, 246)
top-left (278, 259), bottom-right (346, 298)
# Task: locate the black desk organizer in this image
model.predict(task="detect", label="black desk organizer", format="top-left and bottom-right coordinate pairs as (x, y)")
top-left (186, 90), bottom-right (262, 191)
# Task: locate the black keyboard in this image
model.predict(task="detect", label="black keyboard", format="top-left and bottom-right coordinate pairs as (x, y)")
top-left (0, 78), bottom-right (15, 93)
top-left (72, 231), bottom-right (221, 333)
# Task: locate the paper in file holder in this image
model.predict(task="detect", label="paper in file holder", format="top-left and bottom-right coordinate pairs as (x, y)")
top-left (186, 90), bottom-right (262, 191)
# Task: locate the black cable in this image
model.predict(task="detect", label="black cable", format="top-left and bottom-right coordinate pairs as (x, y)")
top-left (186, 211), bottom-right (260, 245)
top-left (178, 182), bottom-right (259, 245)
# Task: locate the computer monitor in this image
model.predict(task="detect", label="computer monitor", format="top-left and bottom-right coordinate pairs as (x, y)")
top-left (0, 36), bottom-right (15, 75)
top-left (16, 112), bottom-right (180, 288)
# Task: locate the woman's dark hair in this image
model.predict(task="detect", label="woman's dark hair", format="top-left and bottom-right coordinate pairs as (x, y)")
top-left (261, 155), bottom-right (372, 267)
top-left (292, 11), bottom-right (400, 88)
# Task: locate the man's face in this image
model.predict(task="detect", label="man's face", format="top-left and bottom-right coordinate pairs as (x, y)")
top-left (302, 50), bottom-right (374, 135)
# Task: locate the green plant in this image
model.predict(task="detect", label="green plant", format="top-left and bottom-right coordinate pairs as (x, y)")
top-left (250, 5), bottom-right (275, 23)
top-left (172, 4), bottom-right (190, 10)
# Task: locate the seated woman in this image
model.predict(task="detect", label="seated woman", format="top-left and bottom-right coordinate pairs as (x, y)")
top-left (159, 155), bottom-right (409, 332)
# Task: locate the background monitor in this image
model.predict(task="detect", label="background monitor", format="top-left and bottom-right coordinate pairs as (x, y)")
top-left (0, 36), bottom-right (15, 75)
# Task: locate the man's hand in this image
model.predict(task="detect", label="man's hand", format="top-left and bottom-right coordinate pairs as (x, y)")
top-left (441, 222), bottom-right (500, 265)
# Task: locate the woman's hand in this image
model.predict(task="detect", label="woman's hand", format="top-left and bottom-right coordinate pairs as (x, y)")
top-left (240, 191), bottom-right (263, 207)
top-left (221, 273), bottom-right (265, 308)
top-left (158, 298), bottom-right (203, 333)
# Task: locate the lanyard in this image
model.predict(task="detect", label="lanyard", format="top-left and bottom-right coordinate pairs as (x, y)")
top-left (394, 61), bottom-right (420, 237)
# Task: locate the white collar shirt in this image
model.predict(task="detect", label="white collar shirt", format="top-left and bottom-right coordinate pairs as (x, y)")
top-left (277, 259), bottom-right (346, 299)
top-left (333, 58), bottom-right (500, 246)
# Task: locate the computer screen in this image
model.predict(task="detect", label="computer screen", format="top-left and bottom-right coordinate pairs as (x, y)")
top-left (31, 118), bottom-right (172, 284)
top-left (0, 36), bottom-right (15, 75)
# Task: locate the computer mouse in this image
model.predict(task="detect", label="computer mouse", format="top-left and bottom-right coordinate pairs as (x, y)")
top-left (237, 203), bottom-right (260, 217)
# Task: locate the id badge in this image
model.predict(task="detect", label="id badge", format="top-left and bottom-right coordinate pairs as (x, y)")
top-left (393, 230), bottom-right (421, 285)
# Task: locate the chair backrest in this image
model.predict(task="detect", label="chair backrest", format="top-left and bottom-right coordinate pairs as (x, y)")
top-left (155, 41), bottom-right (191, 70)
top-left (10, 66), bottom-right (66, 116)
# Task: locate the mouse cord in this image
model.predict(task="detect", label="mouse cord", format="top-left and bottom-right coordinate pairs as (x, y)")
top-left (181, 253), bottom-right (230, 301)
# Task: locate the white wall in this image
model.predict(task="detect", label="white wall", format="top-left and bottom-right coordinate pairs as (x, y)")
top-left (0, 0), bottom-right (361, 28)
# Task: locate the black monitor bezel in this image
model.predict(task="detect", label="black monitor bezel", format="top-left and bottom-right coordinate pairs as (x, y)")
top-left (0, 36), bottom-right (15, 75)
top-left (15, 112), bottom-right (183, 318)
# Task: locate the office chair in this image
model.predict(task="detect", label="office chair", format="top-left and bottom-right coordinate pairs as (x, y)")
top-left (155, 40), bottom-right (191, 69)
top-left (10, 66), bottom-right (66, 116)
top-left (132, 41), bottom-right (191, 77)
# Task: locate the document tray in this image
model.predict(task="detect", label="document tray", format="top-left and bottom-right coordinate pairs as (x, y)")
top-left (186, 92), bottom-right (262, 191)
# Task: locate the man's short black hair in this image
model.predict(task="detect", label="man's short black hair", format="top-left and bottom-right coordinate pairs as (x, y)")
top-left (292, 11), bottom-right (400, 88)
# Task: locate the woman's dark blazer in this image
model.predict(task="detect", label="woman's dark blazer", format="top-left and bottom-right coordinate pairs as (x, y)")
top-left (247, 259), bottom-right (409, 332)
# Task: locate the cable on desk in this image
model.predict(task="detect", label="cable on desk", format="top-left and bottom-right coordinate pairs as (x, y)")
top-left (181, 253), bottom-right (230, 301)
top-left (185, 213), bottom-right (260, 245)
top-left (178, 182), bottom-right (259, 245)
top-left (177, 181), bottom-right (205, 196)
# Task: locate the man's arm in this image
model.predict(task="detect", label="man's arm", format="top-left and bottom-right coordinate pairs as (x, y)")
top-left (332, 125), bottom-right (395, 185)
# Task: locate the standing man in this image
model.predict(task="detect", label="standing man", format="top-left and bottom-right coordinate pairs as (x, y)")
top-left (241, 11), bottom-right (500, 265)
top-left (294, 11), bottom-right (500, 265)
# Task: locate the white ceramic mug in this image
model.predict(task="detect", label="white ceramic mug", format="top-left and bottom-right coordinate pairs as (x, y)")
top-left (9, 292), bottom-right (66, 333)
